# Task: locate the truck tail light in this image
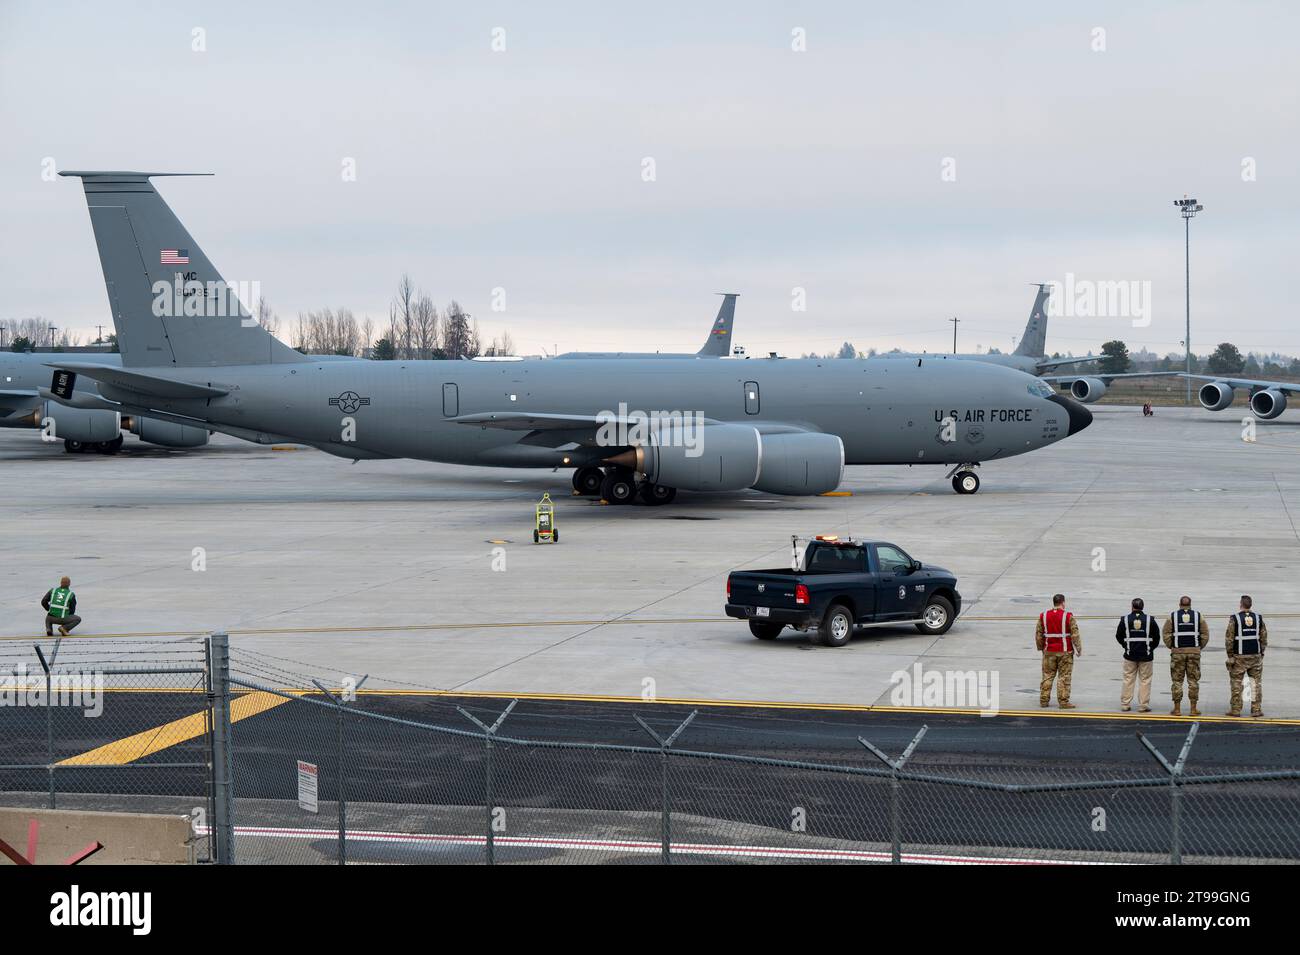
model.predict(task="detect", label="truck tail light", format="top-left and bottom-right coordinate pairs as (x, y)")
top-left (795, 584), bottom-right (809, 605)
top-left (726, 576), bottom-right (731, 599)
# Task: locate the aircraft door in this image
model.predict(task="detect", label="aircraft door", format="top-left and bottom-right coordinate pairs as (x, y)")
top-left (442, 382), bottom-right (459, 417)
top-left (744, 381), bottom-right (760, 415)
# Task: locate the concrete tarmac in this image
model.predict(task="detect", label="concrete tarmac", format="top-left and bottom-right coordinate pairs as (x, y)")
top-left (1, 404), bottom-right (1296, 719)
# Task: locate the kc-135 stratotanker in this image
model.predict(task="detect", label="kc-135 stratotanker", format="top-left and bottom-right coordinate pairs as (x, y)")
top-left (47, 171), bottom-right (1091, 503)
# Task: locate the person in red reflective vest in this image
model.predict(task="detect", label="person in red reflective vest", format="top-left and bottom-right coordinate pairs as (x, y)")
top-left (1035, 593), bottom-right (1082, 708)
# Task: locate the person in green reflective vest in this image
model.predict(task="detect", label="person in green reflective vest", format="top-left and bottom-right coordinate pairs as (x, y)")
top-left (41, 575), bottom-right (81, 636)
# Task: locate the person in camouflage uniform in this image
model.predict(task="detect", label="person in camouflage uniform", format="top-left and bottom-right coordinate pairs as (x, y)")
top-left (1224, 595), bottom-right (1267, 718)
top-left (1162, 595), bottom-right (1209, 716)
top-left (1036, 593), bottom-right (1082, 709)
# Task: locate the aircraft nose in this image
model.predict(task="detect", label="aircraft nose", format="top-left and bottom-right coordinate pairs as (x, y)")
top-left (1048, 393), bottom-right (1093, 435)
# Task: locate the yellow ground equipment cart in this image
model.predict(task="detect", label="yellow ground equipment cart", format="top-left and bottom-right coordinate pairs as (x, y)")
top-left (534, 493), bottom-right (558, 544)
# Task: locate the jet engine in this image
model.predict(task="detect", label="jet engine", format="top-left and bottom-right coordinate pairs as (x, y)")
top-left (1250, 389), bottom-right (1287, 420)
top-left (750, 432), bottom-right (844, 495)
top-left (614, 423), bottom-right (761, 492)
top-left (123, 416), bottom-right (209, 448)
top-left (1069, 378), bottom-right (1107, 403)
top-left (1198, 382), bottom-right (1234, 411)
top-left (39, 403), bottom-right (120, 443)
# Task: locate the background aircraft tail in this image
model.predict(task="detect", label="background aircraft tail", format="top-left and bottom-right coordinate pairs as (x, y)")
top-left (61, 171), bottom-right (306, 368)
top-left (697, 293), bottom-right (737, 356)
top-left (1012, 284), bottom-right (1051, 358)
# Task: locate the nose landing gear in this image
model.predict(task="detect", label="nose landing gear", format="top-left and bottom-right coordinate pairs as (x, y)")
top-left (947, 464), bottom-right (980, 495)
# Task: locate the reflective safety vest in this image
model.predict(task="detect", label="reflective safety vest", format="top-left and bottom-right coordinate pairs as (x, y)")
top-left (1233, 611), bottom-right (1263, 656)
top-left (1122, 612), bottom-right (1155, 659)
top-left (48, 586), bottom-right (73, 619)
top-left (1040, 608), bottom-right (1075, 653)
top-left (1171, 608), bottom-right (1201, 649)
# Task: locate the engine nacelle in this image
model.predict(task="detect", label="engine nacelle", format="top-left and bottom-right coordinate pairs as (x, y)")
top-left (628, 423), bottom-right (761, 492)
top-left (751, 432), bottom-right (845, 495)
top-left (41, 403), bottom-right (120, 442)
top-left (125, 416), bottom-right (209, 448)
top-left (1250, 389), bottom-right (1287, 420)
top-left (1069, 377), bottom-right (1107, 403)
top-left (1198, 381), bottom-right (1235, 411)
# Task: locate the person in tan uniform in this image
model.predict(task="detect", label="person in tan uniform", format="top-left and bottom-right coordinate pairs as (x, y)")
top-left (1162, 595), bottom-right (1210, 716)
top-left (1036, 593), bottom-right (1082, 709)
top-left (1224, 595), bottom-right (1267, 718)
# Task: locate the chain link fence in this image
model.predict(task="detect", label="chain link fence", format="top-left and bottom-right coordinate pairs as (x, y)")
top-left (2, 631), bottom-right (1297, 865)
top-left (0, 636), bottom-right (214, 862)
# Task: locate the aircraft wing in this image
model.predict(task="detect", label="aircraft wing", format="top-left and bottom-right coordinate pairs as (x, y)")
top-left (0, 389), bottom-right (40, 414)
top-left (44, 362), bottom-right (228, 399)
top-left (1040, 371), bottom-right (1182, 385)
top-left (1178, 373), bottom-right (1300, 394)
top-left (1035, 356), bottom-right (1098, 371)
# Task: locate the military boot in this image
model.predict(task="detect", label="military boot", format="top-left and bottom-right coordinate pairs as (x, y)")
top-left (1170, 702), bottom-right (1181, 716)
top-left (1189, 699), bottom-right (1201, 717)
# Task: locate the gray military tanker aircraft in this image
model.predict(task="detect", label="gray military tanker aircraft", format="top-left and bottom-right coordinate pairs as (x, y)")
top-left (48, 171), bottom-right (1091, 502)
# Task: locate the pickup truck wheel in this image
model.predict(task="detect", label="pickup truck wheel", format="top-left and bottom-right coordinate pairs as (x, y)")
top-left (819, 603), bottom-right (854, 647)
top-left (748, 620), bottom-right (783, 640)
top-left (915, 595), bottom-right (955, 635)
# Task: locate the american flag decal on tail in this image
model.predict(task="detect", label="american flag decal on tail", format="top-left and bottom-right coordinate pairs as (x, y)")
top-left (161, 249), bottom-right (190, 265)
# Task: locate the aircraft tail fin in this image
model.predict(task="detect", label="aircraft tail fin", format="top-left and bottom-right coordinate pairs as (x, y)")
top-left (1013, 284), bottom-right (1051, 358)
top-left (697, 293), bottom-right (738, 356)
top-left (60, 171), bottom-right (306, 368)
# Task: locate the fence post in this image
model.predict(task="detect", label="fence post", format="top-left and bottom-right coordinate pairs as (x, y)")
top-left (207, 631), bottom-right (235, 864)
top-left (457, 700), bottom-right (518, 866)
top-left (1137, 723), bottom-right (1199, 864)
top-left (860, 725), bottom-right (928, 864)
top-left (34, 640), bottom-right (61, 809)
top-left (634, 711), bottom-right (697, 865)
top-left (312, 676), bottom-right (368, 865)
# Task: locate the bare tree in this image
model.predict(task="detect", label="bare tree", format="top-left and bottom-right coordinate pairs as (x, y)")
top-left (255, 296), bottom-right (280, 337)
top-left (442, 300), bottom-right (477, 359)
top-left (413, 294), bottom-right (438, 359)
top-left (393, 274), bottom-right (416, 360)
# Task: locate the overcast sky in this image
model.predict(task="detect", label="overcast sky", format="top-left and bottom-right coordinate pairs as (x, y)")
top-left (2, 1), bottom-right (1297, 357)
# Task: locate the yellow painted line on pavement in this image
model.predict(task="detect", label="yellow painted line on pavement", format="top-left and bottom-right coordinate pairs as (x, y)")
top-left (7, 611), bottom-right (1300, 642)
top-left (56, 690), bottom-right (294, 766)
top-left (66, 687), bottom-right (1300, 726)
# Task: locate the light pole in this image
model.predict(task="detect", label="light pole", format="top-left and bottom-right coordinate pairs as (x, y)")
top-left (1175, 197), bottom-right (1203, 404)
top-left (48, 325), bottom-right (57, 350)
top-left (949, 317), bottom-right (960, 354)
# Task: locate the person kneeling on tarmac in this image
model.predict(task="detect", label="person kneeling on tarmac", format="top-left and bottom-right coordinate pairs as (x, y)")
top-left (41, 576), bottom-right (81, 636)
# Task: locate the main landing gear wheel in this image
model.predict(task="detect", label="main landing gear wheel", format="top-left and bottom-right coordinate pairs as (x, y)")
top-left (915, 595), bottom-right (955, 636)
top-left (637, 482), bottom-right (676, 506)
top-left (64, 439), bottom-right (84, 454)
top-left (952, 471), bottom-right (980, 495)
top-left (97, 436), bottom-right (124, 455)
top-left (572, 466), bottom-right (604, 496)
top-left (600, 469), bottom-right (637, 505)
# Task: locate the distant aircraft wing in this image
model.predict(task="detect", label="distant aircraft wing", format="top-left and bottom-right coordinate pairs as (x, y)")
top-left (1040, 371), bottom-right (1182, 385)
top-left (44, 362), bottom-right (229, 399)
top-left (1035, 356), bottom-right (1098, 371)
top-left (1178, 373), bottom-right (1300, 394)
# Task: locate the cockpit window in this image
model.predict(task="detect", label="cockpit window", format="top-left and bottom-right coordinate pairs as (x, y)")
top-left (1028, 380), bottom-right (1053, 399)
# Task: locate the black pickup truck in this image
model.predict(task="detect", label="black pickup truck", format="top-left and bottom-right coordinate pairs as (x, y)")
top-left (725, 537), bottom-right (961, 646)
